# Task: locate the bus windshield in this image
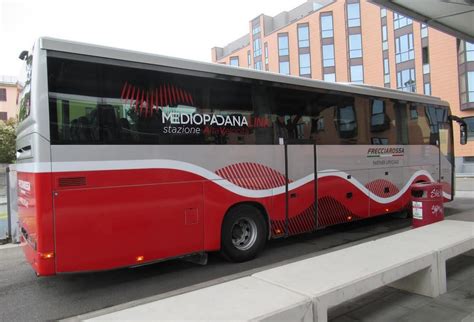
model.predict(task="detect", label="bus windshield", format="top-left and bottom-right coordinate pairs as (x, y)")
top-left (18, 51), bottom-right (33, 123)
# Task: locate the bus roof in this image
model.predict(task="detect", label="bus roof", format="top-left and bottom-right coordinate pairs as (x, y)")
top-left (39, 37), bottom-right (449, 108)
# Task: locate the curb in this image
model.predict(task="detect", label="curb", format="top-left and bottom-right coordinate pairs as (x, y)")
top-left (455, 191), bottom-right (474, 198)
top-left (0, 243), bottom-right (20, 250)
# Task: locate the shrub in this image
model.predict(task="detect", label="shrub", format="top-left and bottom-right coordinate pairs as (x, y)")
top-left (0, 118), bottom-right (17, 164)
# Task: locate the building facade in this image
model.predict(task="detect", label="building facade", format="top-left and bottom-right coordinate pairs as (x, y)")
top-left (0, 76), bottom-right (20, 122)
top-left (211, 0), bottom-right (474, 174)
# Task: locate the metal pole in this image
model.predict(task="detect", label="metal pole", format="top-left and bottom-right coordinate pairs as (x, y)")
top-left (6, 166), bottom-right (11, 243)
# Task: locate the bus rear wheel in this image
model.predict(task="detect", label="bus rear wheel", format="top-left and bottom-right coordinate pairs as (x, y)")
top-left (220, 205), bottom-right (267, 262)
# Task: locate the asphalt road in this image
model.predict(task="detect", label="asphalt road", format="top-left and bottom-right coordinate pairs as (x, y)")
top-left (0, 198), bottom-right (472, 321)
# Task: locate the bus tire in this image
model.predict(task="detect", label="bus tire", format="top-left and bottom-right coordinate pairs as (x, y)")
top-left (220, 205), bottom-right (267, 262)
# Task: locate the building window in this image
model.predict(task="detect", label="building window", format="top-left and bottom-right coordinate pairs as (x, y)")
top-left (349, 34), bottom-right (362, 58)
top-left (253, 38), bottom-right (262, 57)
top-left (467, 42), bottom-right (474, 62)
top-left (324, 73), bottom-right (336, 82)
top-left (321, 14), bottom-right (334, 38)
top-left (255, 61), bottom-right (263, 70)
top-left (421, 23), bottom-right (428, 38)
top-left (371, 100), bottom-right (389, 132)
top-left (395, 33), bottom-right (414, 63)
top-left (422, 46), bottom-right (430, 75)
top-left (468, 72), bottom-right (474, 103)
top-left (381, 8), bottom-right (387, 18)
top-left (252, 24), bottom-right (261, 35)
top-left (383, 58), bottom-right (390, 84)
top-left (347, 3), bottom-right (361, 27)
top-left (322, 44), bottom-right (335, 67)
top-left (247, 50), bottom-right (251, 67)
top-left (464, 117), bottom-right (474, 140)
top-left (0, 112), bottom-right (6, 121)
top-left (0, 88), bottom-right (6, 101)
top-left (460, 68), bottom-right (474, 104)
top-left (382, 25), bottom-right (388, 50)
top-left (422, 46), bottom-right (429, 65)
top-left (350, 65), bottom-right (364, 83)
top-left (393, 13), bottom-right (412, 29)
top-left (299, 53), bottom-right (311, 77)
top-left (409, 105), bottom-right (418, 119)
top-left (397, 68), bottom-right (416, 92)
top-left (278, 34), bottom-right (289, 56)
top-left (458, 41), bottom-right (474, 107)
top-left (424, 83), bottom-right (431, 95)
top-left (279, 61), bottom-right (290, 75)
top-left (298, 24), bottom-right (310, 48)
top-left (230, 57), bottom-right (239, 67)
top-left (336, 105), bottom-right (358, 138)
top-left (264, 42), bottom-right (269, 65)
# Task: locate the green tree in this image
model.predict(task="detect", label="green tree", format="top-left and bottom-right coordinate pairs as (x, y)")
top-left (0, 118), bottom-right (17, 164)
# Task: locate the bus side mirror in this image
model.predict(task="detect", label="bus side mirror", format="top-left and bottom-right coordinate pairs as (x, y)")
top-left (448, 115), bottom-right (467, 145)
top-left (19, 50), bottom-right (29, 61)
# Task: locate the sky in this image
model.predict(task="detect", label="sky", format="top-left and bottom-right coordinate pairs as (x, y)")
top-left (0, 0), bottom-right (296, 78)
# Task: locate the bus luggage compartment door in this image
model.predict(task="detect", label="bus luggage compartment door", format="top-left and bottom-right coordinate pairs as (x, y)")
top-left (53, 180), bottom-right (204, 273)
top-left (285, 144), bottom-right (316, 235)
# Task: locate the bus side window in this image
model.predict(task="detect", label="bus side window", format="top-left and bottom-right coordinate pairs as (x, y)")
top-left (312, 93), bottom-right (361, 145)
top-left (369, 99), bottom-right (401, 145)
top-left (269, 86), bottom-right (323, 144)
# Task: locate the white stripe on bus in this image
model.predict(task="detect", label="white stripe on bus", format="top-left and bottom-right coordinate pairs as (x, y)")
top-left (14, 160), bottom-right (450, 202)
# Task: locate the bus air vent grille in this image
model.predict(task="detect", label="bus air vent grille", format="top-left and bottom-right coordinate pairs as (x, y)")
top-left (58, 177), bottom-right (87, 187)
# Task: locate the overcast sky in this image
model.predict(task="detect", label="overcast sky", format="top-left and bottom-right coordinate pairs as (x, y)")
top-left (0, 0), bottom-right (296, 78)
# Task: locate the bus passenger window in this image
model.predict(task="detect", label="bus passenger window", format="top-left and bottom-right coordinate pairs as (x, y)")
top-left (270, 86), bottom-right (318, 144)
top-left (408, 104), bottom-right (431, 144)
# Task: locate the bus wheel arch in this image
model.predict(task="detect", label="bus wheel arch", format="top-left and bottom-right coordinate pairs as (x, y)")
top-left (220, 202), bottom-right (269, 262)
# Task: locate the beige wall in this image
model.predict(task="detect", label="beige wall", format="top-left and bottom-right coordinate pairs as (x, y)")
top-left (360, 1), bottom-right (383, 86)
top-left (0, 84), bottom-right (19, 121)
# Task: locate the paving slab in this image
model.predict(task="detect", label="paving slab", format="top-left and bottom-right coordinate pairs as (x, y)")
top-left (329, 254), bottom-right (474, 322)
top-left (398, 302), bottom-right (472, 322)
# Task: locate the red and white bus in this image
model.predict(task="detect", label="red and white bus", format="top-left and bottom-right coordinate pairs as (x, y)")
top-left (16, 38), bottom-right (467, 276)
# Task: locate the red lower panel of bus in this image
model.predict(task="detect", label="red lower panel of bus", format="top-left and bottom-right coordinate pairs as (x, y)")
top-left (17, 172), bottom-right (55, 276)
top-left (18, 168), bottom-right (449, 275)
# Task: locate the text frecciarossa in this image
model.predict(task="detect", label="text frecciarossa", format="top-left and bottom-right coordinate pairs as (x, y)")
top-left (367, 147), bottom-right (405, 155)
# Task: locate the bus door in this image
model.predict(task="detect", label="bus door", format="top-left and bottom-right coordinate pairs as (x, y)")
top-left (438, 121), bottom-right (453, 199)
top-left (284, 140), bottom-right (317, 236)
top-left (317, 146), bottom-right (370, 225)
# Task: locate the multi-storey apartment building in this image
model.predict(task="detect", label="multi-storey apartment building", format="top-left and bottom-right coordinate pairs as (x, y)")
top-left (211, 0), bottom-right (474, 174)
top-left (0, 76), bottom-right (20, 122)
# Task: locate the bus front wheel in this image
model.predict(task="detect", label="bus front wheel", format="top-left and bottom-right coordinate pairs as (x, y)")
top-left (220, 205), bottom-right (267, 262)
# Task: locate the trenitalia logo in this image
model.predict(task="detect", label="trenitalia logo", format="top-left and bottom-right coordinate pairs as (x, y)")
top-left (162, 112), bottom-right (248, 127)
top-left (367, 147), bottom-right (405, 158)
